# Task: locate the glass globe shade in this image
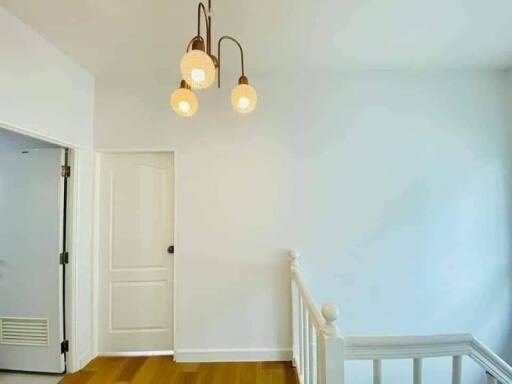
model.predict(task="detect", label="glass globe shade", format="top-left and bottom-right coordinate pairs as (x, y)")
top-left (231, 84), bottom-right (257, 114)
top-left (180, 50), bottom-right (216, 90)
top-left (170, 87), bottom-right (198, 117)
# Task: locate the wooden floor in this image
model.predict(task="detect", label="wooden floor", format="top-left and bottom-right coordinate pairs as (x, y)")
top-left (60, 357), bottom-right (298, 384)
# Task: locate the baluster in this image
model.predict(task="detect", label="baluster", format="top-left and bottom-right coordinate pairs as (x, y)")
top-left (290, 251), bottom-right (300, 368)
top-left (413, 358), bottom-right (422, 384)
top-left (304, 310), bottom-right (310, 384)
top-left (308, 319), bottom-right (317, 384)
top-left (373, 359), bottom-right (382, 384)
top-left (299, 297), bottom-right (304, 376)
top-left (317, 304), bottom-right (344, 384)
top-left (486, 372), bottom-right (498, 384)
top-left (316, 328), bottom-right (323, 384)
top-left (452, 356), bottom-right (462, 384)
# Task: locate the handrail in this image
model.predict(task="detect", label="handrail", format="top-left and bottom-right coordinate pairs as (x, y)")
top-left (471, 337), bottom-right (512, 383)
top-left (289, 249), bottom-right (512, 384)
top-left (291, 263), bottom-right (325, 330)
top-left (344, 334), bottom-right (473, 360)
top-left (290, 251), bottom-right (344, 384)
top-left (343, 335), bottom-right (512, 383)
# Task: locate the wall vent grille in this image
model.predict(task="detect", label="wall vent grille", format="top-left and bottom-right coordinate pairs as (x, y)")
top-left (0, 318), bottom-right (49, 346)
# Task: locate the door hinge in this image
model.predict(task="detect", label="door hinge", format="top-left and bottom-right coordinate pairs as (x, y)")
top-left (61, 165), bottom-right (71, 178)
top-left (60, 252), bottom-right (69, 265)
top-left (60, 340), bottom-right (69, 354)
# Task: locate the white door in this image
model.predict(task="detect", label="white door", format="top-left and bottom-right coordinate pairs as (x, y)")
top-left (98, 153), bottom-right (174, 353)
top-left (0, 148), bottom-right (66, 373)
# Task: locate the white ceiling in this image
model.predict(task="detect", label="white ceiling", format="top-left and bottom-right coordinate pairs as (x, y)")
top-left (2, 0), bottom-right (512, 78)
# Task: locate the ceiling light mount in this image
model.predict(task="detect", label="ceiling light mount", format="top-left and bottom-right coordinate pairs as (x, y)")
top-left (170, 0), bottom-right (257, 117)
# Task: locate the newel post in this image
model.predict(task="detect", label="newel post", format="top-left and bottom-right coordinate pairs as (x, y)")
top-left (289, 250), bottom-right (300, 368)
top-left (318, 303), bottom-right (345, 384)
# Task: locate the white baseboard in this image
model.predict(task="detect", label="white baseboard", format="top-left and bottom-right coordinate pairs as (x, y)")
top-left (77, 351), bottom-right (95, 372)
top-left (175, 348), bottom-right (292, 362)
top-left (98, 350), bottom-right (174, 357)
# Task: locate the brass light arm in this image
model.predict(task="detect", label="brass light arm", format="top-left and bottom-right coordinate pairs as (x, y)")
top-left (172, 1), bottom-right (257, 116)
top-left (217, 35), bottom-right (245, 88)
top-left (197, 1), bottom-right (212, 54)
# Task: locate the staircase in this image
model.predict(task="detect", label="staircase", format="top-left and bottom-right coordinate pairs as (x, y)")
top-left (289, 251), bottom-right (512, 384)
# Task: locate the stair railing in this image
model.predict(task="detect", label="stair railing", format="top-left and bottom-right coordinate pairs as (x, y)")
top-left (290, 250), bottom-right (344, 384)
top-left (289, 250), bottom-right (512, 384)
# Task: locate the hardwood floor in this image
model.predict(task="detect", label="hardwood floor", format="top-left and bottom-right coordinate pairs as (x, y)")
top-left (60, 357), bottom-right (298, 384)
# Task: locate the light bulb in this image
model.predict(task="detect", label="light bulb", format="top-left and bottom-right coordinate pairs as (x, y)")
top-left (191, 68), bottom-right (206, 83)
top-left (231, 84), bottom-right (257, 114)
top-left (180, 50), bottom-right (216, 89)
top-left (178, 101), bottom-right (191, 113)
top-left (238, 97), bottom-right (250, 109)
top-left (171, 85), bottom-right (198, 117)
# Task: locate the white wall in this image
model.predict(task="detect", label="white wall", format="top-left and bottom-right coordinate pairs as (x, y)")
top-left (94, 70), bottom-right (512, 380)
top-left (0, 7), bottom-right (95, 371)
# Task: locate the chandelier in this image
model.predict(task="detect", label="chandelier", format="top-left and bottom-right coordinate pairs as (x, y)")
top-left (170, 1), bottom-right (258, 117)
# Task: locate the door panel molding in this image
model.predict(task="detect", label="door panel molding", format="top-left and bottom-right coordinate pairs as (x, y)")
top-left (97, 152), bottom-right (175, 353)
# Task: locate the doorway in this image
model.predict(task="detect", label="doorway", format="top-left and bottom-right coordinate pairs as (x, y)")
top-left (0, 128), bottom-right (70, 374)
top-left (97, 152), bottom-right (175, 354)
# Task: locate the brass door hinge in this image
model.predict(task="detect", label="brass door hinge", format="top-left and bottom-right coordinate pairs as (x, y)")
top-left (61, 165), bottom-right (70, 178)
top-left (60, 340), bottom-right (69, 354)
top-left (60, 252), bottom-right (69, 265)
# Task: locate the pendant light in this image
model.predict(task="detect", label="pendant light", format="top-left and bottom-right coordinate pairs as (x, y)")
top-left (180, 37), bottom-right (216, 90)
top-left (170, 1), bottom-right (257, 117)
top-left (171, 80), bottom-right (199, 117)
top-left (231, 77), bottom-right (258, 114)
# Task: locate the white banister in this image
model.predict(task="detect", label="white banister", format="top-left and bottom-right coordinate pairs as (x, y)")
top-left (290, 251), bottom-right (344, 384)
top-left (452, 355), bottom-right (462, 384)
top-left (471, 338), bottom-right (512, 383)
top-left (291, 251), bottom-right (299, 369)
top-left (413, 358), bottom-right (422, 384)
top-left (299, 297), bottom-right (304, 377)
top-left (288, 250), bottom-right (512, 384)
top-left (291, 253), bottom-right (324, 329)
top-left (373, 359), bottom-right (382, 384)
top-left (304, 311), bottom-right (310, 384)
top-left (308, 317), bottom-right (317, 384)
top-left (318, 304), bottom-right (344, 384)
top-left (343, 334), bottom-right (473, 360)
top-left (487, 372), bottom-right (498, 384)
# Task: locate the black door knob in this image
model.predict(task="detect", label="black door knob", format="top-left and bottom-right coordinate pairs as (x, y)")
top-left (167, 245), bottom-right (174, 254)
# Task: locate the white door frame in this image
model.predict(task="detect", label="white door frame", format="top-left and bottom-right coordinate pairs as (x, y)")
top-left (0, 121), bottom-right (80, 372)
top-left (93, 149), bottom-right (177, 357)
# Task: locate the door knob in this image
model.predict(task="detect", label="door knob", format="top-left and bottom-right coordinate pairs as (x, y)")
top-left (167, 245), bottom-right (174, 254)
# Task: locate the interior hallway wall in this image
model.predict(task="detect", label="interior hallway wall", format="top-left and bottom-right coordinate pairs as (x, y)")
top-left (94, 70), bottom-right (512, 381)
top-left (0, 7), bottom-right (95, 370)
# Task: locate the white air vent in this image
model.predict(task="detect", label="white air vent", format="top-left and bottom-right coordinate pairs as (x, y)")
top-left (0, 318), bottom-right (49, 346)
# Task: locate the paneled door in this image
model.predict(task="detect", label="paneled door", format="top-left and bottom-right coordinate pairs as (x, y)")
top-left (98, 153), bottom-right (174, 353)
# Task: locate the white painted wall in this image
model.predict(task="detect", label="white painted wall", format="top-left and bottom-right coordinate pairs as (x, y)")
top-left (0, 7), bottom-right (95, 371)
top-left (94, 69), bottom-right (512, 380)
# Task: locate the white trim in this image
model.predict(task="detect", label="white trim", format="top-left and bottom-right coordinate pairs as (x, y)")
top-left (93, 149), bottom-right (177, 356)
top-left (470, 338), bottom-right (512, 383)
top-left (344, 334), bottom-right (473, 360)
top-left (0, 120), bottom-right (80, 149)
top-left (176, 348), bottom-right (293, 362)
top-left (0, 120), bottom-right (83, 373)
top-left (95, 148), bottom-right (176, 153)
top-left (91, 153), bottom-right (101, 359)
top-left (99, 350), bottom-right (174, 357)
top-left (78, 350), bottom-right (95, 370)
